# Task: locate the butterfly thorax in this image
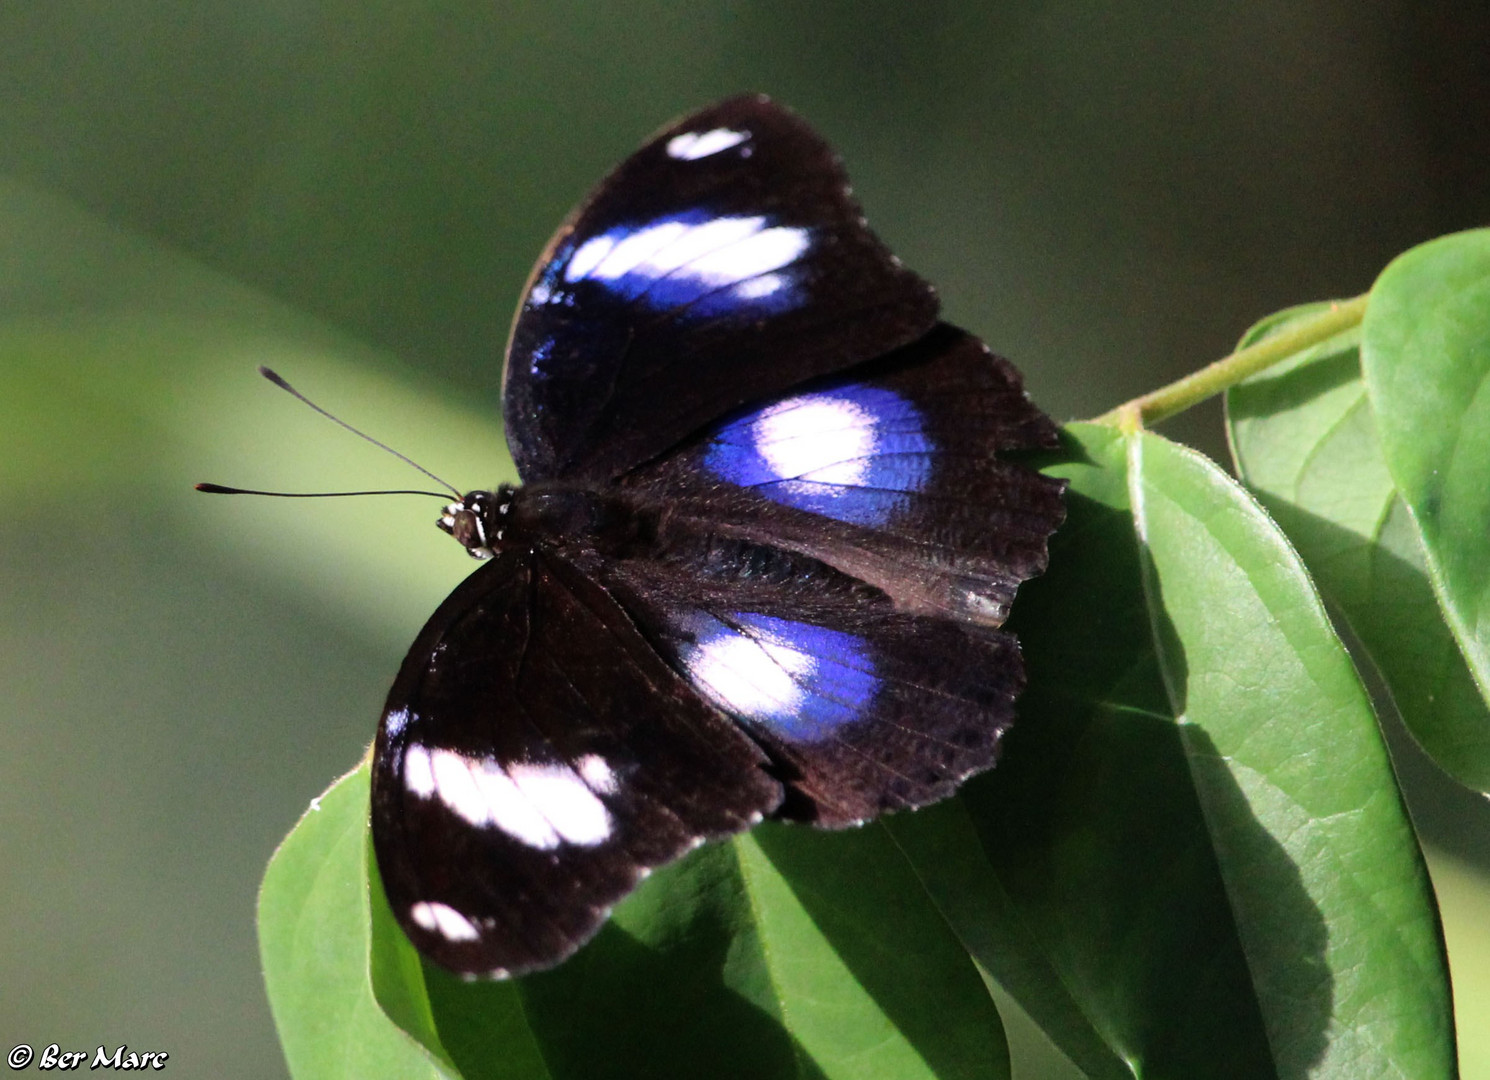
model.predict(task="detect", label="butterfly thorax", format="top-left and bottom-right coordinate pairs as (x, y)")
top-left (440, 480), bottom-right (809, 583)
top-left (441, 482), bottom-right (641, 560)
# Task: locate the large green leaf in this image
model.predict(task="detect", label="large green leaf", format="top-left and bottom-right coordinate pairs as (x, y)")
top-left (1226, 303), bottom-right (1490, 790)
top-left (1362, 229), bottom-right (1490, 755)
top-left (259, 766), bottom-right (455, 1080)
top-left (927, 423), bottom-right (1451, 1077)
top-left (265, 769), bottom-right (1010, 1078)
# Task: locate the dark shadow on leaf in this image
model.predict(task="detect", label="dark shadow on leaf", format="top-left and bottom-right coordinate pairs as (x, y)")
top-left (1166, 726), bottom-right (1332, 1079)
top-left (1011, 425), bottom-right (1098, 474)
top-left (964, 486), bottom-right (1332, 1078)
top-left (752, 820), bottom-right (1010, 1080)
top-left (423, 925), bottom-right (825, 1080)
top-left (419, 843), bottom-right (827, 1080)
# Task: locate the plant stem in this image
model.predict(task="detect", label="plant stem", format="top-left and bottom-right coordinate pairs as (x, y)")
top-left (1091, 293), bottom-right (1370, 427)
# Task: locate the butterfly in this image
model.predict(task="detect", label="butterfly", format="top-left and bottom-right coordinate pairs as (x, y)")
top-left (369, 94), bottom-right (1067, 978)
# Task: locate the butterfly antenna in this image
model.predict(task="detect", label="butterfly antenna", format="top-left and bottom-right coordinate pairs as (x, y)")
top-left (255, 366), bottom-right (461, 498)
top-left (195, 482), bottom-right (452, 499)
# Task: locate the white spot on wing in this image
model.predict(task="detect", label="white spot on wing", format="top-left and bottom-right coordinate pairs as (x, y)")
top-left (666, 128), bottom-right (748, 160)
top-left (588, 220), bottom-right (689, 281)
top-left (752, 396), bottom-right (875, 484)
top-left (610, 217), bottom-right (749, 279)
top-left (566, 215), bottom-right (809, 293)
top-left (509, 762), bottom-right (614, 846)
top-left (566, 234), bottom-right (616, 281)
top-left (402, 744), bottom-right (436, 798)
top-left (577, 753), bottom-right (619, 795)
top-left (410, 900), bottom-right (481, 942)
top-left (634, 218), bottom-right (774, 282)
top-left (684, 630), bottom-right (814, 721)
top-left (468, 758), bottom-right (563, 849)
top-left (403, 748), bottom-right (615, 850)
top-left (734, 272), bottom-right (786, 300)
top-left (684, 222), bottom-right (806, 285)
top-left (428, 748), bottom-right (495, 826)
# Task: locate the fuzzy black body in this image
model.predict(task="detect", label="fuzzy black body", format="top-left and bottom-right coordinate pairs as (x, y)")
top-left (369, 95), bottom-right (1066, 978)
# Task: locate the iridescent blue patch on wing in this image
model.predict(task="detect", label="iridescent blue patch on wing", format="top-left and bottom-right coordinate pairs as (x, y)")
top-left (552, 210), bottom-right (811, 317)
top-left (677, 612), bottom-right (878, 741)
top-left (702, 385), bottom-right (935, 526)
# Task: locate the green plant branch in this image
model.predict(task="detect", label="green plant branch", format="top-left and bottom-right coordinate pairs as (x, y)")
top-left (1091, 293), bottom-right (1370, 428)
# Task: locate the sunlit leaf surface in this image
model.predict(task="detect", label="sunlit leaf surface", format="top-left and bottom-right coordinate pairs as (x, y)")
top-left (1363, 229), bottom-right (1490, 770)
top-left (1228, 302), bottom-right (1490, 790)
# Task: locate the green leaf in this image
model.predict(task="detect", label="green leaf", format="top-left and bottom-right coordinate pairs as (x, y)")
top-left (1226, 302), bottom-right (1490, 790)
top-left (886, 801), bottom-right (1126, 1079)
top-left (271, 773), bottom-right (1010, 1077)
top-left (746, 822), bottom-right (1011, 1078)
top-left (380, 821), bottom-right (1010, 1080)
top-left (1363, 228), bottom-right (1490, 761)
top-left (259, 765), bottom-right (455, 1080)
top-left (942, 423), bottom-right (1452, 1076)
top-left (365, 845), bottom-right (487, 1074)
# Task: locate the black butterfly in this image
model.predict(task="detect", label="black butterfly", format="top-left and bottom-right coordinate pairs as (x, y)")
top-left (369, 95), bottom-right (1066, 978)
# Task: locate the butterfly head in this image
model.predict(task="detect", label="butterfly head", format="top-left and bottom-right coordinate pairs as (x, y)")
top-left (439, 486), bottom-right (516, 560)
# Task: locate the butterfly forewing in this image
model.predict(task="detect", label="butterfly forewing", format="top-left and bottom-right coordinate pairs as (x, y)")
top-left (622, 324), bottom-right (1067, 627)
top-left (503, 94), bottom-right (939, 483)
top-left (371, 547), bottom-right (782, 976)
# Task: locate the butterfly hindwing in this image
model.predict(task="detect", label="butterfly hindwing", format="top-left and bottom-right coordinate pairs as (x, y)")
top-left (595, 542), bottom-right (1024, 827)
top-left (503, 94), bottom-right (939, 483)
top-left (371, 547), bottom-right (783, 977)
top-left (622, 323), bottom-right (1067, 627)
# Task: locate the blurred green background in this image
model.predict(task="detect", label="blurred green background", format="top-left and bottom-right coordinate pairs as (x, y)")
top-left (2, 3), bottom-right (1489, 1077)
